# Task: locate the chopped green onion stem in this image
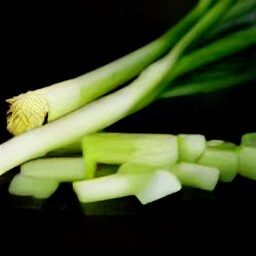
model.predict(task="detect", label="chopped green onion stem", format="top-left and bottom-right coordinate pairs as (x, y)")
top-left (9, 132), bottom-right (255, 203)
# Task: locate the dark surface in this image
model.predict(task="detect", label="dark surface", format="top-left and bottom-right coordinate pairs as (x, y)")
top-left (1, 0), bottom-right (256, 252)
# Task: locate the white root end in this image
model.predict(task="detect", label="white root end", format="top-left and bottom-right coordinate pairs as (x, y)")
top-left (6, 91), bottom-right (49, 135)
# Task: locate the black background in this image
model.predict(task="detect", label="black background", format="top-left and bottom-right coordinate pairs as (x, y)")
top-left (1, 0), bottom-right (256, 252)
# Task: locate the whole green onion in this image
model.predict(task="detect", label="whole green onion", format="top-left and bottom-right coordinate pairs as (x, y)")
top-left (0, 0), bottom-right (249, 176)
top-left (6, 0), bottom-right (253, 135)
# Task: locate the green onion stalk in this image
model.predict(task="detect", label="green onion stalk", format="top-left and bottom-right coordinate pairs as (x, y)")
top-left (6, 0), bottom-right (254, 135)
top-left (161, 43), bottom-right (256, 98)
top-left (6, 0), bottom-right (213, 136)
top-left (1, 0), bottom-right (253, 176)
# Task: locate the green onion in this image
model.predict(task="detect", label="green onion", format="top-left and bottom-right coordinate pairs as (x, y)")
top-left (223, 0), bottom-right (256, 20)
top-left (9, 160), bottom-right (115, 199)
top-left (10, 132), bottom-right (255, 203)
top-left (177, 134), bottom-right (206, 162)
top-left (161, 25), bottom-right (256, 93)
top-left (73, 165), bottom-right (181, 205)
top-left (238, 133), bottom-right (256, 180)
top-left (6, 0), bottom-right (213, 136)
top-left (0, 0), bottom-right (247, 176)
top-left (238, 147), bottom-right (256, 180)
top-left (20, 157), bottom-right (86, 181)
top-left (241, 132), bottom-right (256, 147)
top-left (82, 133), bottom-right (178, 179)
top-left (6, 0), bottom-right (254, 136)
top-left (200, 0), bottom-right (256, 43)
top-left (170, 163), bottom-right (219, 191)
top-left (8, 174), bottom-right (59, 199)
top-left (161, 45), bottom-right (256, 98)
top-left (197, 141), bottom-right (238, 182)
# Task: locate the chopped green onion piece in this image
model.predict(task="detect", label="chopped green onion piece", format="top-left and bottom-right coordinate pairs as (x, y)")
top-left (241, 133), bottom-right (256, 147)
top-left (207, 140), bottom-right (225, 147)
top-left (177, 134), bottom-right (206, 162)
top-left (206, 140), bottom-right (237, 150)
top-left (8, 174), bottom-right (59, 199)
top-left (135, 171), bottom-right (181, 205)
top-left (170, 162), bottom-right (219, 191)
top-left (197, 142), bottom-right (238, 182)
top-left (20, 157), bottom-right (86, 181)
top-left (73, 164), bottom-right (181, 205)
top-left (82, 133), bottom-right (178, 179)
top-left (238, 146), bottom-right (256, 180)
